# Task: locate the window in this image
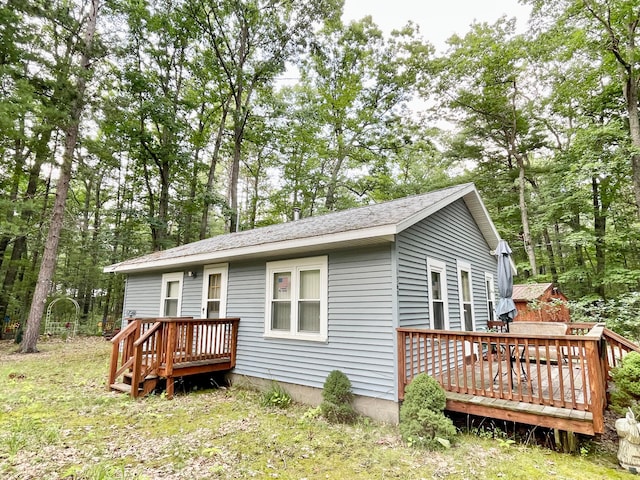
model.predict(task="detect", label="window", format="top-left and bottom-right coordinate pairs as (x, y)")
top-left (457, 261), bottom-right (474, 331)
top-left (201, 264), bottom-right (228, 318)
top-left (160, 272), bottom-right (183, 317)
top-left (427, 258), bottom-right (448, 330)
top-left (485, 273), bottom-right (496, 323)
top-left (265, 256), bottom-right (328, 341)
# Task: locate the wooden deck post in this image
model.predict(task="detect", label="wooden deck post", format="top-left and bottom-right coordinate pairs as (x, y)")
top-left (585, 337), bottom-right (606, 434)
top-left (165, 321), bottom-right (177, 399)
top-left (397, 329), bottom-right (406, 401)
top-left (229, 318), bottom-right (239, 368)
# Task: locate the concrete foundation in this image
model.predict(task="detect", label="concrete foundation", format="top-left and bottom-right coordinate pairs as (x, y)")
top-left (228, 373), bottom-right (400, 424)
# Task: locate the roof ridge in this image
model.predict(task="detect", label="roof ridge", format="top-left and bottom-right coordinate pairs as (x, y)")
top-left (104, 182), bottom-right (490, 273)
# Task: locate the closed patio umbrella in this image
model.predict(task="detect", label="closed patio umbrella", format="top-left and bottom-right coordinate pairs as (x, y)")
top-left (495, 239), bottom-right (517, 332)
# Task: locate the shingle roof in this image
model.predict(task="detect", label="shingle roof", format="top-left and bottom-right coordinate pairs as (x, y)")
top-left (105, 183), bottom-right (500, 273)
top-left (512, 283), bottom-right (553, 302)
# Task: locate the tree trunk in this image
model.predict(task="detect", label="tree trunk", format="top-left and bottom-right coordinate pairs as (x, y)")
top-left (0, 127), bottom-right (54, 322)
top-left (21, 0), bottom-right (100, 353)
top-left (325, 127), bottom-right (346, 211)
top-left (200, 99), bottom-right (229, 239)
top-left (517, 159), bottom-right (537, 276)
top-left (592, 176), bottom-right (607, 299)
top-left (542, 227), bottom-right (559, 285)
top-left (625, 74), bottom-right (640, 216)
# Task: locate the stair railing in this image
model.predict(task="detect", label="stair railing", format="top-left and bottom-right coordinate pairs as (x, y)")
top-left (130, 321), bottom-right (163, 397)
top-left (107, 319), bottom-right (140, 388)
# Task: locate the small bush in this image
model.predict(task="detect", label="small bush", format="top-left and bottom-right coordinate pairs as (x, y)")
top-left (320, 370), bottom-right (358, 424)
top-left (611, 351), bottom-right (640, 416)
top-left (260, 381), bottom-right (291, 409)
top-left (399, 373), bottom-right (456, 450)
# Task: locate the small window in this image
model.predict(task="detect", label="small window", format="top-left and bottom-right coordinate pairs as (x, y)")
top-left (427, 258), bottom-right (448, 330)
top-left (160, 272), bottom-right (183, 317)
top-left (457, 261), bottom-right (474, 331)
top-left (485, 273), bottom-right (495, 323)
top-left (265, 256), bottom-right (328, 341)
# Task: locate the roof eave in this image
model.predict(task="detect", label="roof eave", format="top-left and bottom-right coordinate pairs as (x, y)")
top-left (104, 225), bottom-right (397, 274)
top-left (395, 183), bottom-right (504, 256)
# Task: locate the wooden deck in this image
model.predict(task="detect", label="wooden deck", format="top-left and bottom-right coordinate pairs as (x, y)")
top-left (107, 317), bottom-right (240, 398)
top-left (397, 323), bottom-right (639, 435)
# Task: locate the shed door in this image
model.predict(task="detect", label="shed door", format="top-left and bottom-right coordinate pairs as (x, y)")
top-left (201, 264), bottom-right (228, 318)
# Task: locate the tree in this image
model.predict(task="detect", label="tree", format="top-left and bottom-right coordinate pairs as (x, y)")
top-left (105, 0), bottom-right (197, 251)
top-left (525, 0), bottom-right (640, 216)
top-left (297, 18), bottom-right (433, 210)
top-left (435, 18), bottom-right (546, 276)
top-left (188, 0), bottom-right (342, 231)
top-left (21, 0), bottom-right (101, 353)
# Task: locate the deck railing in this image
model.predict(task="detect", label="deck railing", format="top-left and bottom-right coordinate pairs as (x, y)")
top-left (397, 324), bottom-right (609, 433)
top-left (566, 322), bottom-right (640, 372)
top-left (108, 317), bottom-right (240, 398)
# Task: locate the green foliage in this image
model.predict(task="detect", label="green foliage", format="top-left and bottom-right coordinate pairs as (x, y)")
top-left (610, 352), bottom-right (640, 416)
top-left (569, 292), bottom-right (640, 342)
top-left (260, 381), bottom-right (292, 409)
top-left (399, 373), bottom-right (457, 450)
top-left (320, 370), bottom-right (358, 424)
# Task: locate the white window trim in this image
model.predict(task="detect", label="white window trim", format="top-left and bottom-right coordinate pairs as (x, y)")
top-left (427, 258), bottom-right (449, 330)
top-left (457, 260), bottom-right (475, 331)
top-left (201, 263), bottom-right (229, 319)
top-left (485, 272), bottom-right (496, 324)
top-left (264, 255), bottom-right (328, 342)
top-left (160, 272), bottom-right (184, 317)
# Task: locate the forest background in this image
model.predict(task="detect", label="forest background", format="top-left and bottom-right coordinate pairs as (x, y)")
top-left (2, 0), bottom-right (640, 341)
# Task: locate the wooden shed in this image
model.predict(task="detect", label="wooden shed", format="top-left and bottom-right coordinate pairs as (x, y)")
top-left (512, 283), bottom-right (569, 322)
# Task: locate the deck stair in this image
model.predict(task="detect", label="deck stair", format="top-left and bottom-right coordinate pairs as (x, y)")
top-left (107, 316), bottom-right (240, 399)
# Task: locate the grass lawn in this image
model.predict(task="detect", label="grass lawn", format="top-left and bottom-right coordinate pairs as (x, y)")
top-left (0, 336), bottom-right (635, 480)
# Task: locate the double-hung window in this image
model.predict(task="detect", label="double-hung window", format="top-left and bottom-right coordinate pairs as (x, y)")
top-left (457, 260), bottom-right (474, 331)
top-left (160, 272), bottom-right (183, 317)
top-left (265, 256), bottom-right (328, 341)
top-left (427, 258), bottom-right (448, 330)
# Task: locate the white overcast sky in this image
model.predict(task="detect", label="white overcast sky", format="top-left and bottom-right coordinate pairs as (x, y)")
top-left (342, 0), bottom-right (532, 51)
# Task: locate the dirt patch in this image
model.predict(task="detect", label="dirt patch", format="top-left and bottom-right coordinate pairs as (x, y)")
top-left (599, 409), bottom-right (621, 456)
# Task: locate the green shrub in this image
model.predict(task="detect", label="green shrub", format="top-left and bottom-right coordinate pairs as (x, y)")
top-left (320, 370), bottom-right (358, 424)
top-left (260, 381), bottom-right (291, 409)
top-left (569, 293), bottom-right (640, 342)
top-left (611, 351), bottom-right (640, 416)
top-left (399, 373), bottom-right (456, 450)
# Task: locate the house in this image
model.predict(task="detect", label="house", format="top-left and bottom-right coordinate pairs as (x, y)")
top-left (512, 283), bottom-right (570, 322)
top-left (104, 183), bottom-right (502, 423)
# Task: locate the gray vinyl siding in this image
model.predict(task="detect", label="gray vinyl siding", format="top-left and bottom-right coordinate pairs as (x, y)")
top-left (122, 270), bottom-right (203, 320)
top-left (122, 273), bottom-right (162, 318)
top-left (181, 267), bottom-right (204, 318)
top-left (396, 198), bottom-right (497, 331)
top-left (227, 245), bottom-right (396, 401)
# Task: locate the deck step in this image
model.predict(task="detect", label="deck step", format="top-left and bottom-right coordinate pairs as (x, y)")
top-left (110, 382), bottom-right (142, 394)
top-left (123, 372), bottom-right (158, 381)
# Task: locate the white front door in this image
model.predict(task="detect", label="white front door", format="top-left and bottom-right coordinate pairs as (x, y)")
top-left (201, 264), bottom-right (228, 319)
